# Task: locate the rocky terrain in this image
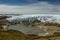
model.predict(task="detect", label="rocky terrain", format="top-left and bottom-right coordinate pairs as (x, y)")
top-left (0, 16), bottom-right (60, 40)
top-left (0, 25), bottom-right (60, 40)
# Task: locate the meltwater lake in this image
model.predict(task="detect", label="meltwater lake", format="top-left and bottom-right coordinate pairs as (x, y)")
top-left (7, 24), bottom-right (58, 36)
top-left (8, 25), bottom-right (39, 34)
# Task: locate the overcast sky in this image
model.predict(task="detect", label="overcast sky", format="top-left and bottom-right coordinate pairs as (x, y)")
top-left (0, 0), bottom-right (60, 14)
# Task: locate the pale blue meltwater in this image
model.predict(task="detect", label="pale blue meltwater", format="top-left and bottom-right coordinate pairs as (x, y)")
top-left (8, 25), bottom-right (39, 34)
top-left (7, 24), bottom-right (57, 36)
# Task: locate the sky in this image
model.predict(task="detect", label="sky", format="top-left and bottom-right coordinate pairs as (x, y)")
top-left (0, 0), bottom-right (60, 14)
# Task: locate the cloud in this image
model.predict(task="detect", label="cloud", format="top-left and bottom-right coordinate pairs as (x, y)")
top-left (0, 2), bottom-right (60, 14)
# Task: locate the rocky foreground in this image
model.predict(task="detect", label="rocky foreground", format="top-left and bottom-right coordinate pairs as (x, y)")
top-left (0, 25), bottom-right (60, 40)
